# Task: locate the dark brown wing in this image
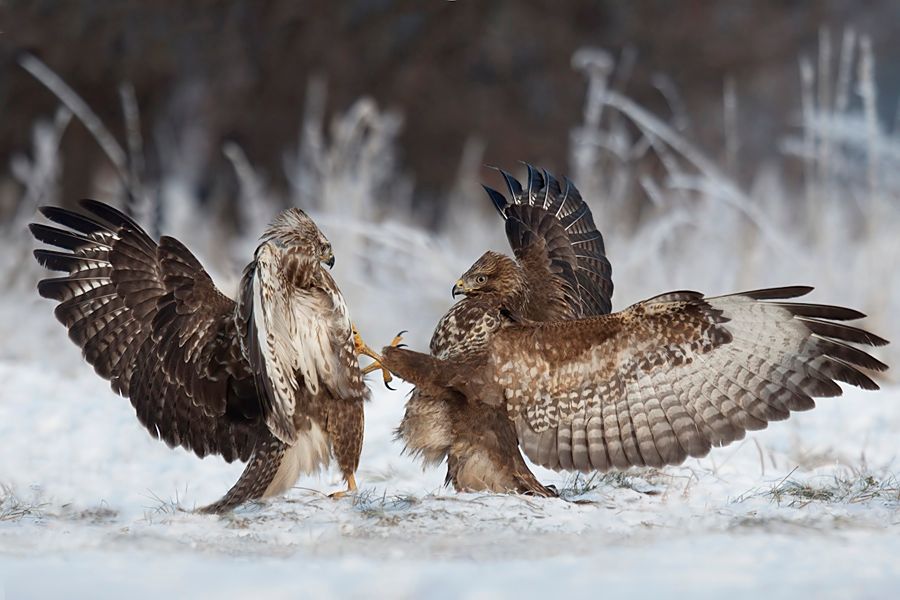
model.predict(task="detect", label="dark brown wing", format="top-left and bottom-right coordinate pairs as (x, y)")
top-left (486, 286), bottom-right (887, 472)
top-left (486, 165), bottom-right (613, 319)
top-left (31, 200), bottom-right (259, 462)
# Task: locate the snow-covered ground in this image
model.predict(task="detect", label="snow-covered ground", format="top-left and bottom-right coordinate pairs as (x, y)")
top-left (1, 289), bottom-right (897, 599)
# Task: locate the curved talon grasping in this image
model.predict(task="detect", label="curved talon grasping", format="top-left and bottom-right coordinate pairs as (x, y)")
top-left (353, 325), bottom-right (405, 388)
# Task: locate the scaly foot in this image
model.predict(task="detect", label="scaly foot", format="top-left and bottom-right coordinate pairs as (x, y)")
top-left (353, 326), bottom-right (406, 389)
top-left (328, 473), bottom-right (358, 500)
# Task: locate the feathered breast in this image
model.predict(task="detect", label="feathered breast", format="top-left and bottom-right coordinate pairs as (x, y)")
top-left (244, 242), bottom-right (363, 443)
top-left (430, 297), bottom-right (504, 360)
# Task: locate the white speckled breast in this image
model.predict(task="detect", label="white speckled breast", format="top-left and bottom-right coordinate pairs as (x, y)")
top-left (430, 297), bottom-right (504, 360)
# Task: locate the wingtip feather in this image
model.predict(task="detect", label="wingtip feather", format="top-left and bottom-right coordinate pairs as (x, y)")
top-left (483, 185), bottom-right (509, 216)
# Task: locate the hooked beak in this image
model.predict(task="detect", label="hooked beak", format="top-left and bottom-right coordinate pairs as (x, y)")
top-left (452, 279), bottom-right (467, 298)
top-left (323, 253), bottom-right (335, 269)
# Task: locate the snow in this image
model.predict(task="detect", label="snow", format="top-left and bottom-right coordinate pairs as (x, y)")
top-left (0, 292), bottom-right (898, 599)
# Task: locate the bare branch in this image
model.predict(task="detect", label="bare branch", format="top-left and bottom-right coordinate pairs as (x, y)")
top-left (18, 52), bottom-right (131, 190)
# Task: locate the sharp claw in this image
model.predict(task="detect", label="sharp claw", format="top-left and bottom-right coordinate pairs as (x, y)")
top-left (355, 329), bottom-right (406, 388)
top-left (385, 381), bottom-right (395, 391)
top-left (387, 330), bottom-right (406, 349)
top-left (397, 343), bottom-right (407, 349)
top-left (397, 330), bottom-right (408, 337)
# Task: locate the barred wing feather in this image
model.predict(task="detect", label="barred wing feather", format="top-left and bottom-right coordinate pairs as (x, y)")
top-left (490, 287), bottom-right (888, 472)
top-left (31, 200), bottom-right (258, 463)
top-left (485, 164), bottom-right (613, 318)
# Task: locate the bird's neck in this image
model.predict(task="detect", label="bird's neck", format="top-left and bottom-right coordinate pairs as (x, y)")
top-left (488, 276), bottom-right (529, 316)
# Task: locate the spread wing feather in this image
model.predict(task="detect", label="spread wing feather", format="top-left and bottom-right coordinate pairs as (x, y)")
top-left (31, 200), bottom-right (258, 462)
top-left (487, 165), bottom-right (613, 318)
top-left (490, 287), bottom-right (888, 472)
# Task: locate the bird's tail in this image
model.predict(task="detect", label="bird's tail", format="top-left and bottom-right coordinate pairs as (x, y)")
top-left (197, 433), bottom-right (287, 514)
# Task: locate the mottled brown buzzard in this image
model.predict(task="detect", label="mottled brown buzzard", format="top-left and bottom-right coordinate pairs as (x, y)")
top-left (386, 166), bottom-right (888, 496)
top-left (30, 201), bottom-right (381, 512)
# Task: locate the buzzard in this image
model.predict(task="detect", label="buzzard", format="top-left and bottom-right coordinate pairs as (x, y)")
top-left (30, 200), bottom-right (391, 513)
top-left (385, 166), bottom-right (888, 496)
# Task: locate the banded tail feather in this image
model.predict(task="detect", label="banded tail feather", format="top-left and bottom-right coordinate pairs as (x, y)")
top-left (197, 434), bottom-right (288, 514)
top-left (484, 164), bottom-right (613, 317)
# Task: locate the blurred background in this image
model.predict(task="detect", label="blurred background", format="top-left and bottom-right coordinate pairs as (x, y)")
top-left (1, 0), bottom-right (898, 366)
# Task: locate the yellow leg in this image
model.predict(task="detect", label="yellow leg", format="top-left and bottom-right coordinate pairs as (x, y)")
top-left (361, 362), bottom-right (382, 375)
top-left (352, 326), bottom-right (405, 389)
top-left (329, 473), bottom-right (358, 499)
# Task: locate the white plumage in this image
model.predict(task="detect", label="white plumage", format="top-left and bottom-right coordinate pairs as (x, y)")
top-left (252, 241), bottom-right (350, 443)
top-left (263, 421), bottom-right (331, 498)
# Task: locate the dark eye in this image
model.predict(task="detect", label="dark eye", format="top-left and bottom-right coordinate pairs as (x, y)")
top-left (476, 275), bottom-right (487, 284)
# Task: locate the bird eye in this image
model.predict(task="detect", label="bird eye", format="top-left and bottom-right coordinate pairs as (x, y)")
top-left (476, 275), bottom-right (487, 284)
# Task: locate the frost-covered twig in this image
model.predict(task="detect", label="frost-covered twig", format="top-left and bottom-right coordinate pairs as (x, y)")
top-left (723, 77), bottom-right (739, 176)
top-left (224, 140), bottom-right (275, 239)
top-left (9, 106), bottom-right (71, 223)
top-left (799, 54), bottom-right (817, 234)
top-left (284, 83), bottom-right (408, 221)
top-left (857, 36), bottom-right (881, 222)
top-left (6, 107), bottom-right (72, 287)
top-left (835, 30), bottom-right (857, 116)
top-left (119, 82), bottom-right (148, 219)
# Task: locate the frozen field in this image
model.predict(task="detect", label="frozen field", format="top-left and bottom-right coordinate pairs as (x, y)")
top-left (0, 292), bottom-right (897, 600)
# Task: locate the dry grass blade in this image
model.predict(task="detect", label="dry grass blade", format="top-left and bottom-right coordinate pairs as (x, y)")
top-left (0, 484), bottom-right (47, 522)
top-left (763, 469), bottom-right (900, 508)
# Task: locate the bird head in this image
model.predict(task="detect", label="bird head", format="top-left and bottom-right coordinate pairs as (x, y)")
top-left (452, 251), bottom-right (522, 298)
top-left (262, 208), bottom-right (334, 268)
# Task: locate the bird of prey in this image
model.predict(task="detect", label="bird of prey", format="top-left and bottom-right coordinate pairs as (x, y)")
top-left (385, 165), bottom-right (888, 496)
top-left (30, 200), bottom-right (393, 513)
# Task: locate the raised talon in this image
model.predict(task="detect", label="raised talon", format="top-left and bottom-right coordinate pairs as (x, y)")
top-left (352, 324), bottom-right (404, 389)
top-left (381, 369), bottom-right (394, 388)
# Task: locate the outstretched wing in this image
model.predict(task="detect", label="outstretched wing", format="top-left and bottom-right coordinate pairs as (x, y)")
top-left (485, 165), bottom-right (613, 318)
top-left (31, 200), bottom-right (258, 462)
top-left (488, 286), bottom-right (888, 472)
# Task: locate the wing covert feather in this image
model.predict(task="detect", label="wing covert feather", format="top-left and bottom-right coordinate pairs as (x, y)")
top-left (488, 287), bottom-right (887, 471)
